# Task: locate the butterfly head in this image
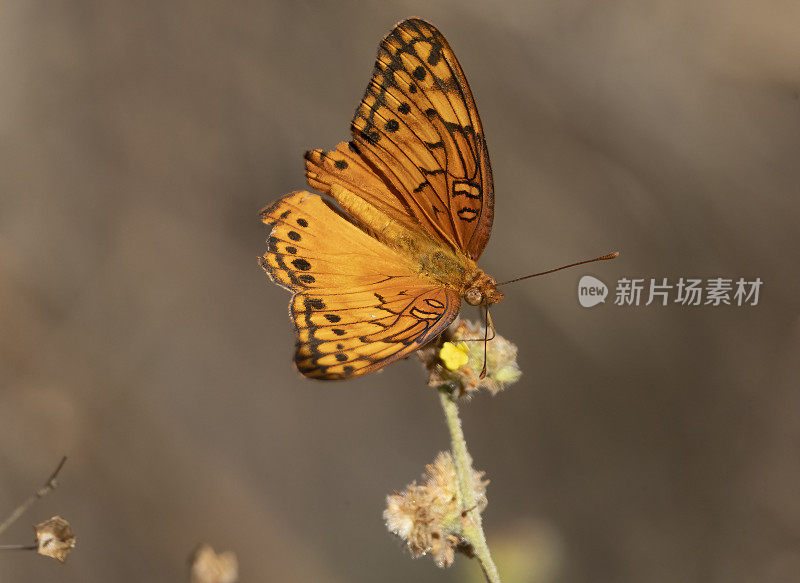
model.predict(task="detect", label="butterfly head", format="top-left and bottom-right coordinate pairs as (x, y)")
top-left (464, 271), bottom-right (504, 307)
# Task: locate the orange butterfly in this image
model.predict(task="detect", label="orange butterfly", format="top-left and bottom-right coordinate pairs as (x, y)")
top-left (261, 19), bottom-right (500, 379)
top-left (260, 19), bottom-right (615, 379)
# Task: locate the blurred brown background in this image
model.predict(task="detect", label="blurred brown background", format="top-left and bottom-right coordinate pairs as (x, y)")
top-left (1, 1), bottom-right (798, 582)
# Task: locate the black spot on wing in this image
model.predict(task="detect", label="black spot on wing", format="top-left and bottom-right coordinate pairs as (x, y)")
top-left (457, 207), bottom-right (478, 222)
top-left (292, 258), bottom-right (311, 271)
top-left (305, 298), bottom-right (326, 310)
top-left (360, 129), bottom-right (380, 143)
top-left (427, 44), bottom-right (442, 66)
top-left (453, 180), bottom-right (482, 200)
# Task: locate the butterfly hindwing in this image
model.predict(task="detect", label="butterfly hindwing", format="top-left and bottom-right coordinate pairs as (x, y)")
top-left (260, 191), bottom-right (461, 379)
top-left (292, 283), bottom-right (460, 379)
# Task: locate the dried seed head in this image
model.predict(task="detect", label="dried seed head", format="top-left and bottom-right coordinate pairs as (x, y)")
top-left (189, 544), bottom-right (238, 583)
top-left (419, 319), bottom-right (521, 396)
top-left (384, 452), bottom-right (488, 568)
top-left (34, 516), bottom-right (75, 563)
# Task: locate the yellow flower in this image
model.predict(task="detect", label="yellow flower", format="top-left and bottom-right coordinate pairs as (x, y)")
top-left (439, 341), bottom-right (470, 370)
top-left (419, 320), bottom-right (521, 396)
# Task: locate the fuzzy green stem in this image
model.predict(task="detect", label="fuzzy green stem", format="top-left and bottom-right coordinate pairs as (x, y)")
top-left (438, 388), bottom-right (501, 583)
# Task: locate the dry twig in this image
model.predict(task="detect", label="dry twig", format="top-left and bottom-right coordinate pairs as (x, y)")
top-left (0, 456), bottom-right (68, 537)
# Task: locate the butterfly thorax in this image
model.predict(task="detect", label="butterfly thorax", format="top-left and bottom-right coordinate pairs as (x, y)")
top-left (409, 244), bottom-right (502, 307)
top-left (330, 183), bottom-right (501, 307)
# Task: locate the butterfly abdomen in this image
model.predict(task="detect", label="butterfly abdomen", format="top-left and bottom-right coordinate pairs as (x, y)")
top-left (329, 183), bottom-right (409, 243)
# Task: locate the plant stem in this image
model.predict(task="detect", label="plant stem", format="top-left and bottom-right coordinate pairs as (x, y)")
top-left (438, 388), bottom-right (501, 583)
top-left (0, 456), bottom-right (67, 537)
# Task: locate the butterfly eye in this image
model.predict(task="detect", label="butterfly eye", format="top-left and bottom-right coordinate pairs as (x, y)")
top-left (465, 288), bottom-right (483, 306)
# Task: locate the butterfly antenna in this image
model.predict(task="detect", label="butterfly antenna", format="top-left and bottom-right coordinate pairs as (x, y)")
top-left (496, 252), bottom-right (619, 286)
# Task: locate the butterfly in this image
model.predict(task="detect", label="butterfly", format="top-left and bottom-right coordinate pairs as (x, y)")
top-left (260, 18), bottom-right (502, 380)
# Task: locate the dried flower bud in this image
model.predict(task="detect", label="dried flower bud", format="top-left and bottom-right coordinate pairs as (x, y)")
top-left (419, 319), bottom-right (521, 396)
top-left (34, 516), bottom-right (75, 563)
top-left (384, 452), bottom-right (488, 568)
top-left (189, 544), bottom-right (238, 583)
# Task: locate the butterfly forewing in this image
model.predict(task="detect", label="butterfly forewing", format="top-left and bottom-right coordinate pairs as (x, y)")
top-left (308, 18), bottom-right (494, 261)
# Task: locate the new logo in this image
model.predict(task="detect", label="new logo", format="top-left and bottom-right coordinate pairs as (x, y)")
top-left (578, 275), bottom-right (609, 308)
